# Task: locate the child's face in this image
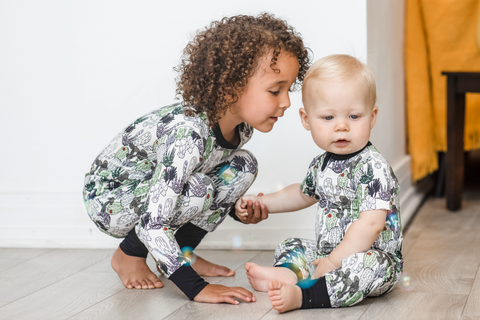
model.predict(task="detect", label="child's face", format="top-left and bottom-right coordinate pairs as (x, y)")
top-left (230, 51), bottom-right (300, 133)
top-left (300, 77), bottom-right (377, 154)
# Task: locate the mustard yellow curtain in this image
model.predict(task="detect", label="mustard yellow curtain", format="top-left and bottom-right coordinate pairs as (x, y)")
top-left (405, 0), bottom-right (480, 181)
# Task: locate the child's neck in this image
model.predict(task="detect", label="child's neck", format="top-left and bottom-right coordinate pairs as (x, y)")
top-left (218, 114), bottom-right (241, 146)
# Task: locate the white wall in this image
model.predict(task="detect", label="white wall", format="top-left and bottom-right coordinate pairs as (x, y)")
top-left (367, 0), bottom-right (425, 227)
top-left (0, 0), bottom-right (418, 249)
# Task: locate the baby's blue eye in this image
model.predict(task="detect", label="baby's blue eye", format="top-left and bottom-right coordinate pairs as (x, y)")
top-left (350, 115), bottom-right (359, 119)
top-left (324, 116), bottom-right (333, 120)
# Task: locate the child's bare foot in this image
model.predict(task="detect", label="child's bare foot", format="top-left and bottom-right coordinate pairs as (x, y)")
top-left (244, 262), bottom-right (297, 292)
top-left (111, 246), bottom-right (163, 289)
top-left (191, 255), bottom-right (235, 277)
top-left (268, 280), bottom-right (302, 313)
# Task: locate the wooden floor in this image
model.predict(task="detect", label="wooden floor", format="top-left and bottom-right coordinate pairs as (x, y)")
top-left (1, 179), bottom-right (479, 319)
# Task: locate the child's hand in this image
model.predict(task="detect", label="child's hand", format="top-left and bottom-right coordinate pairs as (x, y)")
top-left (312, 257), bottom-right (337, 279)
top-left (235, 193), bottom-right (268, 224)
top-left (194, 283), bottom-right (255, 304)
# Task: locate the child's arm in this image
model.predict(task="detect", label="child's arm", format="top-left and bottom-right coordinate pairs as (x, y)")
top-left (312, 209), bottom-right (387, 278)
top-left (235, 183), bottom-right (317, 219)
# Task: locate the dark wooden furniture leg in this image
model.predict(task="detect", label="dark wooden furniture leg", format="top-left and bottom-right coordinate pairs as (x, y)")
top-left (445, 76), bottom-right (465, 211)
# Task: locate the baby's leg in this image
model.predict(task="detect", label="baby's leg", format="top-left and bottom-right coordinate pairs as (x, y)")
top-left (325, 249), bottom-right (398, 307)
top-left (246, 237), bottom-right (317, 292)
top-left (245, 263), bottom-right (298, 292)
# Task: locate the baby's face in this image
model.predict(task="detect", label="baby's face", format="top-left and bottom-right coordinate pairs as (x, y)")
top-left (300, 77), bottom-right (377, 155)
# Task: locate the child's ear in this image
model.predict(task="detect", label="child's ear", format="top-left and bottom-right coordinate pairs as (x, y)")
top-left (299, 108), bottom-right (311, 131)
top-left (370, 105), bottom-right (378, 129)
top-left (223, 87), bottom-right (235, 103)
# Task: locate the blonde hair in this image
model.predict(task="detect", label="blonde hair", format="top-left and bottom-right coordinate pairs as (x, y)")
top-left (302, 54), bottom-right (377, 105)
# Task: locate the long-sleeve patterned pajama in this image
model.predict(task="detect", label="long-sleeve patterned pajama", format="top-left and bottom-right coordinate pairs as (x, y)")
top-left (83, 103), bottom-right (257, 278)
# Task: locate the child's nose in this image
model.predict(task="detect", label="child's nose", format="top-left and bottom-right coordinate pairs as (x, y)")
top-left (281, 92), bottom-right (291, 110)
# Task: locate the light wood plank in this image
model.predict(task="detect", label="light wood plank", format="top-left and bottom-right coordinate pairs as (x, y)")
top-left (461, 265), bottom-right (480, 320)
top-left (262, 298), bottom-right (373, 320)
top-left (360, 290), bottom-right (468, 320)
top-left (0, 248), bottom-right (51, 273)
top-left (0, 272), bottom-right (124, 320)
top-left (70, 250), bottom-right (261, 319)
top-left (0, 249), bottom-right (111, 307)
top-left (69, 278), bottom-right (188, 320)
top-left (402, 214), bottom-right (480, 295)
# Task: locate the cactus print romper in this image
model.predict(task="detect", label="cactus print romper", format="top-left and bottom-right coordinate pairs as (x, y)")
top-left (273, 142), bottom-right (403, 308)
top-left (83, 103), bottom-right (257, 279)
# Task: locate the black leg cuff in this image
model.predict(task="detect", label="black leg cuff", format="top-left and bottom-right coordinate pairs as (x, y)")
top-left (175, 222), bottom-right (208, 249)
top-left (119, 228), bottom-right (149, 258)
top-left (300, 277), bottom-right (331, 309)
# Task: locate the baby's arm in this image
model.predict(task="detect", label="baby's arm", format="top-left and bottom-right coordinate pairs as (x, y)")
top-left (235, 183), bottom-right (317, 218)
top-left (313, 209), bottom-right (387, 278)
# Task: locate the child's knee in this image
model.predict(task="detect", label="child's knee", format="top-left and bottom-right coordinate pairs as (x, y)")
top-left (225, 148), bottom-right (258, 177)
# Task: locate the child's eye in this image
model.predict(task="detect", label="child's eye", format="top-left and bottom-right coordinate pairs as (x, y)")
top-left (324, 116), bottom-right (333, 120)
top-left (350, 115), bottom-right (359, 120)
top-left (269, 90), bottom-right (280, 96)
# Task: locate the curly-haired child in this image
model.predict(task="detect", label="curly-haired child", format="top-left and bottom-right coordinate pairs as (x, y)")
top-left (236, 54), bottom-right (403, 312)
top-left (83, 13), bottom-right (310, 304)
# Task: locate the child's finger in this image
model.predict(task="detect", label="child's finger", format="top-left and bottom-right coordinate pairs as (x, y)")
top-left (260, 203), bottom-right (268, 220)
top-left (253, 201), bottom-right (262, 219)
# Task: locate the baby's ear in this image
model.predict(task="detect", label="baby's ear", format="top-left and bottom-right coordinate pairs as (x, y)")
top-left (370, 105), bottom-right (378, 129)
top-left (299, 108), bottom-right (311, 131)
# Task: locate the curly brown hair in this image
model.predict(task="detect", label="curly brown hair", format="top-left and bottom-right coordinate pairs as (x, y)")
top-left (175, 13), bottom-right (310, 127)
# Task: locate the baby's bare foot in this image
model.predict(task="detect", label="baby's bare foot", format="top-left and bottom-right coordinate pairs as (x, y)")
top-left (244, 262), bottom-right (297, 292)
top-left (268, 280), bottom-right (302, 313)
top-left (111, 246), bottom-right (163, 289)
top-left (191, 255), bottom-right (235, 277)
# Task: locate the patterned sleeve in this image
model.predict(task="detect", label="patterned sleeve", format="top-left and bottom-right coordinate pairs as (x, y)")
top-left (357, 155), bottom-right (399, 214)
top-left (137, 126), bottom-right (202, 277)
top-left (300, 155), bottom-right (321, 200)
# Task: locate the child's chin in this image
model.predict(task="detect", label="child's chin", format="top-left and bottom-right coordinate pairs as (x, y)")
top-left (254, 125), bottom-right (274, 133)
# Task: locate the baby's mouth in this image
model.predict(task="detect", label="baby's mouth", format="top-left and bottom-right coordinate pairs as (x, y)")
top-left (334, 139), bottom-right (349, 146)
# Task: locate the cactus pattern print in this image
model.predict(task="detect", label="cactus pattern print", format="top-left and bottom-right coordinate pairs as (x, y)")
top-left (274, 143), bottom-right (403, 307)
top-left (83, 103), bottom-right (257, 277)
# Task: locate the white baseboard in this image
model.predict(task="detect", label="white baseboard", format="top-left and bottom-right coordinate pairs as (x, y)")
top-left (0, 155), bottom-right (430, 249)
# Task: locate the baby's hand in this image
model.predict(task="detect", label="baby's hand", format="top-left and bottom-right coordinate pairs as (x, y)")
top-left (235, 195), bottom-right (260, 218)
top-left (312, 257), bottom-right (337, 279)
top-left (235, 193), bottom-right (268, 223)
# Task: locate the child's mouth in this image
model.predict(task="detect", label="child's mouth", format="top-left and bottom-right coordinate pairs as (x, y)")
top-left (270, 117), bottom-right (278, 122)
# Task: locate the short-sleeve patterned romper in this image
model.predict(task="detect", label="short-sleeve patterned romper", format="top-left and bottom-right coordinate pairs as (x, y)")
top-left (273, 143), bottom-right (403, 307)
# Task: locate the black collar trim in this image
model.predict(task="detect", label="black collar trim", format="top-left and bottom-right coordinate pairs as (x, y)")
top-left (214, 124), bottom-right (240, 149)
top-left (321, 141), bottom-right (372, 171)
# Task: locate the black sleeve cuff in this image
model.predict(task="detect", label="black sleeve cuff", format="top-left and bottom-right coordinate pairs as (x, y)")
top-left (169, 265), bottom-right (209, 300)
